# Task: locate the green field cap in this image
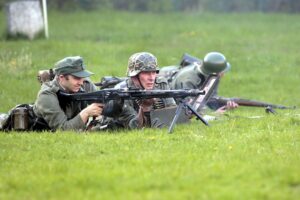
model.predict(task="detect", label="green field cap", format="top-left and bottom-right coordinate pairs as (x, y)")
top-left (54, 56), bottom-right (94, 78)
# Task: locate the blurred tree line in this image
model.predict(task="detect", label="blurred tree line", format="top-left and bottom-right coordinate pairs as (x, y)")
top-left (1, 0), bottom-right (300, 13)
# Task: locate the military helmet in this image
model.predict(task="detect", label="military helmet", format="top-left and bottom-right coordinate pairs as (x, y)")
top-left (198, 52), bottom-right (230, 76)
top-left (127, 52), bottom-right (159, 77)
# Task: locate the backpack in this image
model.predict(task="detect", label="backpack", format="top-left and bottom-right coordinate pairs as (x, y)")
top-left (179, 53), bottom-right (201, 68)
top-left (0, 104), bottom-right (51, 132)
top-left (94, 76), bottom-right (127, 89)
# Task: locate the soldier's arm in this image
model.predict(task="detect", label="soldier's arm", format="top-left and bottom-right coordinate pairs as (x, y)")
top-left (115, 100), bottom-right (142, 129)
top-left (115, 98), bottom-right (157, 129)
top-left (34, 92), bottom-right (86, 131)
top-left (156, 76), bottom-right (176, 107)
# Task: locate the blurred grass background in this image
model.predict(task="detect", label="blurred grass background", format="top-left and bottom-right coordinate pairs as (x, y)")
top-left (0, 10), bottom-right (299, 200)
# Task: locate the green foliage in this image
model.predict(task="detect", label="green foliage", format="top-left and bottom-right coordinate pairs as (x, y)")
top-left (0, 11), bottom-right (300, 199)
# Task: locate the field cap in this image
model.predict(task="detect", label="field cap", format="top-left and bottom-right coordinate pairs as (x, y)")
top-left (54, 56), bottom-right (94, 78)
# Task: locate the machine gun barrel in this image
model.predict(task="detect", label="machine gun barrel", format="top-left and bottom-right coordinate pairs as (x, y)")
top-left (58, 88), bottom-right (205, 103)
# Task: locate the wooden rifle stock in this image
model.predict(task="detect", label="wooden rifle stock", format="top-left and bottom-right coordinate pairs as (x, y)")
top-left (214, 97), bottom-right (296, 110)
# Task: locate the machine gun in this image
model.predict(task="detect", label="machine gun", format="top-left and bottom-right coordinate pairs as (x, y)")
top-left (58, 88), bottom-right (207, 133)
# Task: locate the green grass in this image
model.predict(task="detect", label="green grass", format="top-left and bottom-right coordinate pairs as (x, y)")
top-left (0, 11), bottom-right (300, 199)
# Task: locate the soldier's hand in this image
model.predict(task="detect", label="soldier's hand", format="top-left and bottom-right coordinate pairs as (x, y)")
top-left (86, 103), bottom-right (103, 117)
top-left (137, 98), bottom-right (155, 112)
top-left (226, 101), bottom-right (239, 110)
top-left (80, 103), bottom-right (103, 123)
top-left (215, 101), bottom-right (238, 114)
top-left (215, 106), bottom-right (227, 114)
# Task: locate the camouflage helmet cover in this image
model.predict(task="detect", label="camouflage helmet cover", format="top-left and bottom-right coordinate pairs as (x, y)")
top-left (198, 52), bottom-right (231, 76)
top-left (127, 52), bottom-right (159, 77)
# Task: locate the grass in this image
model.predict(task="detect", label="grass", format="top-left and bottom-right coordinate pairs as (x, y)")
top-left (0, 10), bottom-right (300, 199)
top-left (1, 116), bottom-right (299, 199)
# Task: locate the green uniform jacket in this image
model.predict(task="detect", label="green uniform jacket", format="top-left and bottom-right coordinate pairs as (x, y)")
top-left (33, 78), bottom-right (97, 131)
top-left (114, 77), bottom-right (176, 129)
top-left (169, 65), bottom-right (206, 90)
top-left (161, 64), bottom-right (223, 110)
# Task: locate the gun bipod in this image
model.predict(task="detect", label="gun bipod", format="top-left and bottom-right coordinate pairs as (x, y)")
top-left (168, 100), bottom-right (209, 133)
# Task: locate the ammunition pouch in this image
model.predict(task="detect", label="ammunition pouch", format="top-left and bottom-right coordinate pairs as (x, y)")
top-left (37, 69), bottom-right (55, 84)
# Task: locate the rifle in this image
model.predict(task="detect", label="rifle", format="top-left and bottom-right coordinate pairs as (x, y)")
top-left (211, 97), bottom-right (296, 114)
top-left (58, 88), bottom-right (207, 133)
top-left (189, 74), bottom-right (296, 114)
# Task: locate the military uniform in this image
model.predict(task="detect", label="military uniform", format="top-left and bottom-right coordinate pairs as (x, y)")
top-left (33, 56), bottom-right (97, 131)
top-left (110, 52), bottom-right (177, 129)
top-left (169, 63), bottom-right (206, 90)
top-left (33, 78), bottom-right (96, 131)
top-left (161, 52), bottom-right (230, 110)
top-left (114, 77), bottom-right (176, 129)
top-left (167, 64), bottom-right (223, 109)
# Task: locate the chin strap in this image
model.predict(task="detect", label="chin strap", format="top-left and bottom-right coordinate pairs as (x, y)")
top-left (132, 75), bottom-right (145, 90)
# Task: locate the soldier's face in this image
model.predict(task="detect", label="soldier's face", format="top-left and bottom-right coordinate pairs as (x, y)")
top-left (138, 71), bottom-right (156, 90)
top-left (60, 75), bottom-right (84, 93)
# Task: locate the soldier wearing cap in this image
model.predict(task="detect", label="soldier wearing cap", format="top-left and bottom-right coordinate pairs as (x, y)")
top-left (159, 52), bottom-right (238, 113)
top-left (33, 56), bottom-right (103, 131)
top-left (112, 52), bottom-right (176, 129)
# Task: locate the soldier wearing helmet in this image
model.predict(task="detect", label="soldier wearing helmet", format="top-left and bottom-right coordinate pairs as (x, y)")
top-left (113, 52), bottom-right (176, 129)
top-left (169, 52), bottom-right (230, 89)
top-left (159, 52), bottom-right (238, 113)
